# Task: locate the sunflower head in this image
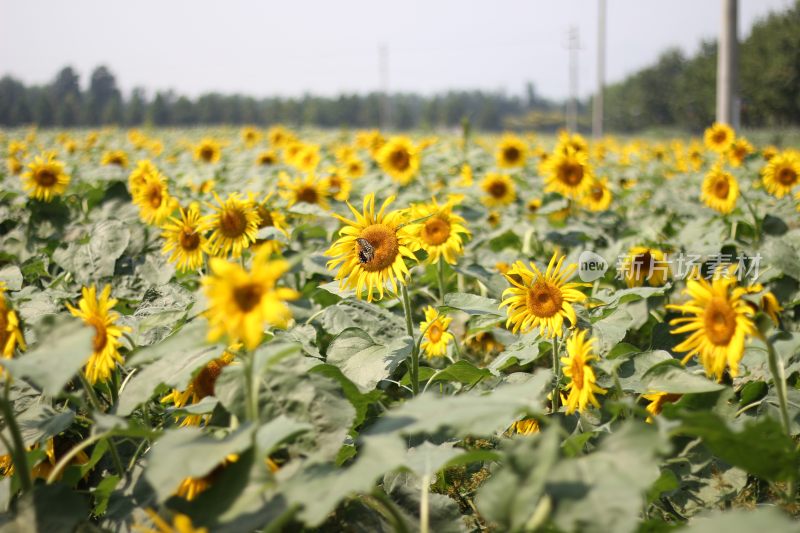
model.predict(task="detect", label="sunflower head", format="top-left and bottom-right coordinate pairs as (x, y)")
top-left (420, 306), bottom-right (454, 358)
top-left (101, 150), bottom-right (129, 168)
top-left (325, 193), bottom-right (419, 302)
top-left (481, 173), bottom-right (516, 207)
top-left (256, 150), bottom-right (278, 166)
top-left (21, 152), bottom-right (71, 202)
top-left (133, 171), bottom-right (177, 225)
top-left (342, 157), bottom-right (366, 179)
top-left (579, 177), bottom-right (612, 212)
top-left (495, 134), bottom-right (528, 169)
top-left (544, 147), bottom-right (594, 199)
top-left (621, 247), bottom-right (670, 288)
top-left (241, 126), bottom-right (262, 147)
top-left (407, 197), bottom-right (470, 265)
top-left (376, 136), bottom-right (420, 185)
top-left (761, 150), bottom-right (800, 198)
top-left (128, 159), bottom-right (159, 195)
top-left (204, 192), bottom-right (261, 258)
top-left (499, 252), bottom-right (588, 338)
top-left (279, 172), bottom-right (331, 210)
top-left (161, 205), bottom-right (211, 272)
top-left (560, 329), bottom-right (606, 414)
top-left (701, 165), bottom-right (739, 214)
top-left (0, 283), bottom-right (26, 359)
top-left (727, 138), bottom-right (753, 167)
top-left (194, 138), bottom-right (222, 164)
top-left (703, 123), bottom-right (735, 153)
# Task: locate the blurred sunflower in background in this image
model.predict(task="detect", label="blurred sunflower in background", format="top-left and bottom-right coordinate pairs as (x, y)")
top-left (342, 156), bottom-right (366, 179)
top-left (727, 137), bottom-right (753, 167)
top-left (204, 192), bottom-right (261, 258)
top-left (701, 165), bottom-right (739, 214)
top-left (668, 270), bottom-right (756, 381)
top-left (703, 122), bottom-right (735, 153)
top-left (194, 138), bottom-right (222, 164)
top-left (21, 152), bottom-right (71, 201)
top-left (761, 150), bottom-right (800, 198)
top-left (561, 329), bottom-right (606, 414)
top-left (325, 193), bottom-right (418, 302)
top-left (377, 136), bottom-right (419, 184)
top-left (203, 248), bottom-right (298, 349)
top-left (133, 171), bottom-right (177, 225)
top-left (161, 206), bottom-right (211, 272)
top-left (419, 306), bottom-right (454, 358)
top-left (279, 172), bottom-right (331, 210)
top-left (495, 134), bottom-right (527, 169)
top-left (66, 285), bottom-right (131, 384)
top-left (621, 246), bottom-right (670, 288)
top-left (579, 177), bottom-right (612, 211)
top-left (0, 282), bottom-right (25, 360)
top-left (241, 126), bottom-right (261, 147)
top-left (499, 252), bottom-right (587, 338)
top-left (101, 150), bottom-right (129, 168)
top-left (543, 147), bottom-right (593, 199)
top-left (256, 150), bottom-right (278, 166)
top-left (481, 172), bottom-right (516, 206)
top-left (128, 159), bottom-right (159, 195)
top-left (322, 168), bottom-right (352, 202)
top-left (408, 197), bottom-right (470, 264)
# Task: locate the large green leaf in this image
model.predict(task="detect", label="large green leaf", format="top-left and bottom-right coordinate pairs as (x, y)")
top-left (325, 327), bottom-right (411, 392)
top-left (441, 292), bottom-right (502, 316)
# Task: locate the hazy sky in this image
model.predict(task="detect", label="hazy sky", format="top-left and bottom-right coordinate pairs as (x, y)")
top-left (0, 0), bottom-right (793, 100)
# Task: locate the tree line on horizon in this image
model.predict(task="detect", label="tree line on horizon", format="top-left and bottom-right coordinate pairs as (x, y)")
top-left (0, 1), bottom-right (797, 133)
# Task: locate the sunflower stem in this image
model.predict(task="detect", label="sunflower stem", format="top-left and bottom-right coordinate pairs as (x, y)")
top-left (1, 378), bottom-right (32, 493)
top-left (78, 372), bottom-right (125, 479)
top-left (436, 258), bottom-right (447, 305)
top-left (401, 284), bottom-right (420, 396)
top-left (244, 350), bottom-right (260, 423)
top-left (762, 334), bottom-right (791, 438)
top-left (738, 188), bottom-right (762, 246)
top-left (551, 337), bottom-right (560, 412)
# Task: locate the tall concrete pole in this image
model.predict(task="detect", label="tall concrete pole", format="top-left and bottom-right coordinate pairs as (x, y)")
top-left (716, 0), bottom-right (739, 128)
top-left (566, 26), bottom-right (579, 132)
top-left (592, 0), bottom-right (606, 139)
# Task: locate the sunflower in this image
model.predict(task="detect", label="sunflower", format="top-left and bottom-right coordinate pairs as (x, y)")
top-left (703, 122), bottom-right (735, 153)
top-left (560, 329), bottom-right (607, 414)
top-left (458, 163), bottom-right (473, 187)
top-left (21, 152), bottom-right (70, 201)
top-left (480, 173), bottom-right (516, 207)
top-left (419, 306), bottom-right (454, 358)
top-left (526, 198), bottom-right (542, 215)
top-left (762, 145), bottom-right (778, 161)
top-left (203, 248), bottom-right (298, 349)
top-left (256, 150), bottom-right (278, 166)
top-left (495, 134), bottom-right (527, 169)
top-left (499, 252), bottom-right (587, 338)
top-left (761, 150), bottom-right (800, 198)
top-left (761, 292), bottom-right (783, 325)
top-left (376, 136), bottom-right (420, 185)
top-left (342, 157), bottom-right (366, 179)
top-left (248, 192), bottom-right (289, 236)
top-left (6, 157), bottom-right (22, 175)
top-left (101, 150), bottom-right (129, 168)
top-left (543, 147), bottom-right (594, 199)
top-left (268, 125), bottom-right (293, 147)
top-left (161, 206), bottom-right (211, 272)
top-left (579, 177), bottom-right (612, 211)
top-left (667, 271), bottom-right (757, 381)
top-left (161, 347), bottom-right (236, 426)
top-left (194, 138), bottom-right (222, 164)
top-left (555, 131), bottom-right (589, 155)
top-left (175, 456), bottom-right (237, 502)
top-left (138, 510), bottom-right (208, 533)
top-left (133, 171), bottom-right (177, 225)
top-left (408, 197), bottom-right (470, 265)
top-left (620, 247), bottom-right (670, 288)
top-left (701, 165), bottom-right (739, 214)
top-left (279, 172), bottom-right (331, 210)
top-left (642, 391), bottom-right (681, 422)
top-left (0, 282), bottom-right (25, 360)
top-left (204, 192), bottom-right (261, 258)
top-left (325, 193), bottom-right (418, 302)
top-left (292, 144), bottom-right (321, 172)
top-left (322, 168), bottom-right (352, 202)
top-left (727, 138), bottom-right (753, 167)
top-left (66, 285), bottom-right (131, 384)
top-left (128, 159), bottom-right (159, 195)
top-left (509, 418), bottom-right (540, 436)
top-left (241, 126), bottom-right (261, 147)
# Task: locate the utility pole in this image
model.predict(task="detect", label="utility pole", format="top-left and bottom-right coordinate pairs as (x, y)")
top-left (716, 0), bottom-right (739, 128)
top-left (592, 0), bottom-right (606, 139)
top-left (566, 26), bottom-right (580, 132)
top-left (379, 44), bottom-right (391, 130)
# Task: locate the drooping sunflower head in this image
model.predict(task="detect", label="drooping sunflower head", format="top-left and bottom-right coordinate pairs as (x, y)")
top-left (0, 282), bottom-right (26, 359)
top-left (499, 252), bottom-right (588, 338)
top-left (325, 193), bottom-right (419, 302)
top-left (642, 391), bottom-right (681, 422)
top-left (761, 150), bottom-right (800, 199)
top-left (279, 172), bottom-right (331, 210)
top-left (204, 192), bottom-right (261, 258)
top-left (579, 177), bottom-right (613, 212)
top-left (203, 249), bottom-right (299, 349)
top-left (66, 285), bottom-right (131, 385)
top-left (419, 306), bottom-right (454, 358)
top-left (481, 172), bottom-right (516, 207)
top-left (544, 147), bottom-right (594, 199)
top-left (509, 418), bottom-right (540, 436)
top-left (194, 138), bottom-right (222, 164)
top-left (133, 171), bottom-right (177, 225)
top-left (621, 246), bottom-right (670, 288)
top-left (21, 152), bottom-right (71, 202)
top-left (376, 136), bottom-right (420, 185)
top-left (407, 197), bottom-right (471, 265)
top-left (495, 134), bottom-right (528, 169)
top-left (560, 329), bottom-right (606, 414)
top-left (248, 192), bottom-right (289, 236)
top-left (703, 122), bottom-right (735, 153)
top-left (701, 165), bottom-right (739, 214)
top-left (667, 272), bottom-right (757, 381)
top-left (555, 131), bottom-right (589, 155)
top-left (101, 150), bottom-right (129, 168)
top-left (161, 205), bottom-right (211, 272)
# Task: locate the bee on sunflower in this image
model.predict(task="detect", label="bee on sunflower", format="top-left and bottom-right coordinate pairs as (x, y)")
top-left (21, 152), bottom-right (71, 201)
top-left (761, 150), bottom-right (800, 198)
top-left (133, 171), bottom-right (178, 225)
top-left (66, 285), bottom-right (131, 385)
top-left (499, 252), bottom-right (588, 338)
top-left (667, 268), bottom-right (757, 381)
top-left (480, 173), bottom-right (516, 207)
top-left (203, 247), bottom-right (298, 350)
top-left (161, 206), bottom-right (211, 272)
top-left (495, 134), bottom-right (527, 169)
top-left (194, 138), bottom-right (222, 164)
top-left (560, 329), bottom-right (607, 414)
top-left (419, 306), bottom-right (454, 358)
top-left (204, 192), bottom-right (261, 258)
top-left (407, 197), bottom-right (470, 265)
top-left (701, 165), bottom-right (739, 214)
top-left (376, 136), bottom-right (420, 185)
top-left (325, 193), bottom-right (419, 302)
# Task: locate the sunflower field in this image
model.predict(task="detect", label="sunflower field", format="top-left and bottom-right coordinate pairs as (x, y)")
top-left (0, 124), bottom-right (799, 532)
